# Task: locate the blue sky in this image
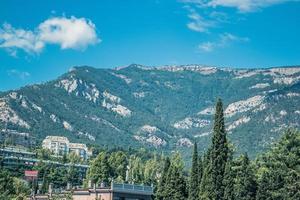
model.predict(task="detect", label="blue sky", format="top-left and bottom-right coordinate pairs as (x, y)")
top-left (1, 0), bottom-right (300, 91)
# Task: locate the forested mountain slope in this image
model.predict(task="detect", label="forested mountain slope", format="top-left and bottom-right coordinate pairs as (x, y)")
top-left (1, 64), bottom-right (300, 157)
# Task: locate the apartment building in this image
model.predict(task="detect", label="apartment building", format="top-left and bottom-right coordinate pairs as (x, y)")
top-left (42, 136), bottom-right (92, 160)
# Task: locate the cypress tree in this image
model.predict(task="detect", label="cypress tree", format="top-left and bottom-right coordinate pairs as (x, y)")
top-left (198, 155), bottom-right (203, 187)
top-left (156, 157), bottom-right (170, 200)
top-left (211, 98), bottom-right (229, 200)
top-left (164, 155), bottom-right (187, 200)
top-left (223, 150), bottom-right (235, 200)
top-left (189, 142), bottom-right (199, 200)
top-left (199, 162), bottom-right (213, 200)
top-left (234, 154), bottom-right (257, 200)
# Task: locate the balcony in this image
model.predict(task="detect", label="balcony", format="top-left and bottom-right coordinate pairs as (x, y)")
top-left (111, 182), bottom-right (153, 195)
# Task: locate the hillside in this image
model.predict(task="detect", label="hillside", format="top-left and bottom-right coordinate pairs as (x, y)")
top-left (1, 64), bottom-right (300, 157)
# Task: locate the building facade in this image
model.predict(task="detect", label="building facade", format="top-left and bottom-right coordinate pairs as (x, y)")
top-left (42, 136), bottom-right (92, 160)
top-left (27, 182), bottom-right (153, 200)
top-left (73, 182), bottom-right (153, 200)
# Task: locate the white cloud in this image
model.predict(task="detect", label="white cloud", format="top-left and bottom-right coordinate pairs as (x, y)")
top-left (199, 33), bottom-right (249, 52)
top-left (7, 69), bottom-right (31, 79)
top-left (198, 41), bottom-right (214, 52)
top-left (0, 23), bottom-right (44, 55)
top-left (187, 8), bottom-right (215, 32)
top-left (38, 16), bottom-right (99, 49)
top-left (182, 0), bottom-right (299, 12)
top-left (0, 16), bottom-right (100, 56)
top-left (208, 0), bottom-right (300, 12)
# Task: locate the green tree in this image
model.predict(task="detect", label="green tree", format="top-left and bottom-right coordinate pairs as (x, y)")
top-left (0, 169), bottom-right (15, 199)
top-left (67, 152), bottom-right (83, 164)
top-left (283, 170), bottom-right (300, 199)
top-left (189, 142), bottom-right (199, 200)
top-left (88, 152), bottom-right (110, 184)
top-left (0, 169), bottom-right (29, 199)
top-left (12, 177), bottom-right (30, 200)
top-left (223, 150), bottom-right (235, 200)
top-left (156, 157), bottom-right (170, 200)
top-left (108, 151), bottom-right (128, 181)
top-left (64, 164), bottom-right (81, 187)
top-left (199, 99), bottom-right (228, 200)
top-left (211, 98), bottom-right (228, 200)
top-left (199, 161), bottom-right (213, 200)
top-left (198, 155), bottom-right (203, 186)
top-left (127, 155), bottom-right (144, 184)
top-left (256, 171), bottom-right (271, 200)
top-left (164, 154), bottom-right (187, 200)
top-left (255, 129), bottom-right (300, 200)
top-left (234, 154), bottom-right (257, 200)
top-left (143, 156), bottom-right (160, 185)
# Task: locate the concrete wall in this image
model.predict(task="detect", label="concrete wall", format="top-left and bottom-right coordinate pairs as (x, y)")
top-left (73, 191), bottom-right (112, 200)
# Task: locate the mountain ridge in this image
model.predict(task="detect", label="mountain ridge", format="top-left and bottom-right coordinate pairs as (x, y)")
top-left (1, 64), bottom-right (300, 158)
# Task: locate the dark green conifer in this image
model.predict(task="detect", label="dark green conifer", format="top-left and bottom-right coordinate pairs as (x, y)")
top-left (156, 157), bottom-right (170, 200)
top-left (211, 98), bottom-right (229, 200)
top-left (198, 155), bottom-right (203, 186)
top-left (223, 150), bottom-right (235, 200)
top-left (189, 142), bottom-right (199, 200)
top-left (234, 154), bottom-right (257, 200)
top-left (164, 154), bottom-right (187, 200)
top-left (256, 171), bottom-right (271, 200)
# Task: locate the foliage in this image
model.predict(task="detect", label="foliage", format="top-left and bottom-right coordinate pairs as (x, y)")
top-left (156, 157), bottom-right (171, 200)
top-left (162, 153), bottom-right (188, 200)
top-left (199, 99), bottom-right (229, 200)
top-left (188, 142), bottom-right (199, 200)
top-left (255, 129), bottom-right (300, 200)
top-left (234, 154), bottom-right (257, 200)
top-left (87, 151), bottom-right (110, 184)
top-left (0, 168), bottom-right (30, 199)
top-left (2, 65), bottom-right (300, 160)
top-left (223, 151), bottom-right (235, 200)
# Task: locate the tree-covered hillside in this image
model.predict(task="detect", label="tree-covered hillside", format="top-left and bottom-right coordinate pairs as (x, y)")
top-left (1, 99), bottom-right (299, 199)
top-left (1, 64), bottom-right (300, 158)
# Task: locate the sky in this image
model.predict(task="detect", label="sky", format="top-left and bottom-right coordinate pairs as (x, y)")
top-left (0, 0), bottom-right (300, 91)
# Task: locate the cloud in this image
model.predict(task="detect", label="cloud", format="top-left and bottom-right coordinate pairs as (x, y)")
top-left (38, 16), bottom-right (99, 49)
top-left (198, 41), bottom-right (215, 52)
top-left (0, 16), bottom-right (100, 56)
top-left (7, 69), bottom-right (31, 79)
top-left (182, 0), bottom-right (299, 12)
top-left (0, 23), bottom-right (44, 55)
top-left (198, 33), bottom-right (249, 52)
top-left (186, 8), bottom-right (215, 32)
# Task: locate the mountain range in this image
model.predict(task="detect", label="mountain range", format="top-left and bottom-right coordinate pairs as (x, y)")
top-left (1, 64), bottom-right (300, 158)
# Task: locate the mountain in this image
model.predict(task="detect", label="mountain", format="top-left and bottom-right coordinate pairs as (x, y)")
top-left (1, 64), bottom-right (300, 157)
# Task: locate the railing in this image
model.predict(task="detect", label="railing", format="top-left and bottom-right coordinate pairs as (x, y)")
top-left (0, 147), bottom-right (36, 155)
top-left (2, 156), bottom-right (89, 168)
top-left (112, 182), bottom-right (153, 194)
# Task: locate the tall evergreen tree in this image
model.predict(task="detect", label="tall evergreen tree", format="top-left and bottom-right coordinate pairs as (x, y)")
top-left (199, 162), bottom-right (213, 200)
top-left (164, 154), bottom-right (187, 200)
top-left (234, 154), bottom-right (257, 200)
top-left (88, 152), bottom-right (110, 184)
top-left (223, 150), bottom-right (235, 200)
top-left (211, 98), bottom-right (229, 200)
top-left (198, 155), bottom-right (203, 187)
top-left (156, 157), bottom-right (170, 200)
top-left (189, 142), bottom-right (199, 200)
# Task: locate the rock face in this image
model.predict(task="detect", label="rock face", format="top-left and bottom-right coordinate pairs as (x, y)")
top-left (0, 64), bottom-right (300, 157)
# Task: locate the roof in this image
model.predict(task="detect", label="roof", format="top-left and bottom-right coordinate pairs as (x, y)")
top-left (69, 143), bottom-right (87, 149)
top-left (44, 136), bottom-right (69, 143)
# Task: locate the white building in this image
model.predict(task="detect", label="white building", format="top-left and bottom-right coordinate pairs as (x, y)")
top-left (42, 136), bottom-right (92, 160)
